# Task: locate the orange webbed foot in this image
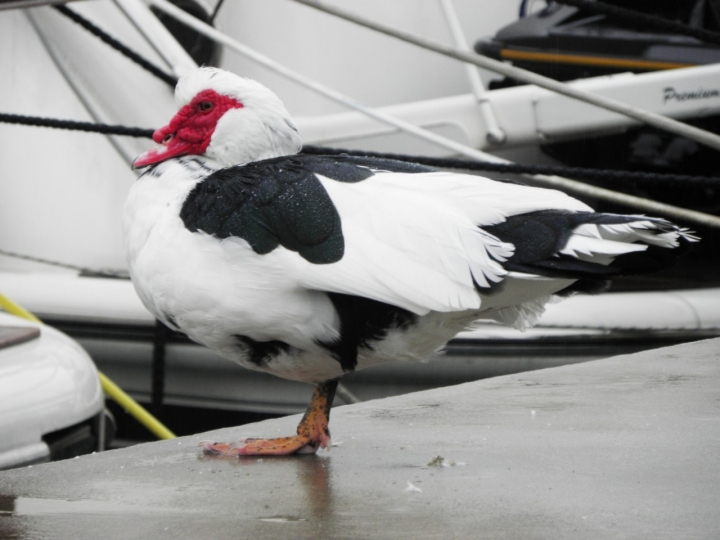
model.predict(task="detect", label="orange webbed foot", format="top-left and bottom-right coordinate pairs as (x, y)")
top-left (199, 379), bottom-right (337, 457)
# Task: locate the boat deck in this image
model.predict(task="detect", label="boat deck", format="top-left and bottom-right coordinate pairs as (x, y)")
top-left (1, 337), bottom-right (719, 539)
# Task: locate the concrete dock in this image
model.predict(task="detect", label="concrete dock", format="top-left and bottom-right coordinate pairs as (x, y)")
top-left (1, 337), bottom-right (719, 539)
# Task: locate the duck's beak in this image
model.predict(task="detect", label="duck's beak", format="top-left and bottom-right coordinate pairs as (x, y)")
top-left (133, 119), bottom-right (195, 169)
top-left (132, 137), bottom-right (193, 169)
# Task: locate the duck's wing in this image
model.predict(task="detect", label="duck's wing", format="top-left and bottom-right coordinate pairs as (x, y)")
top-left (180, 154), bottom-right (695, 317)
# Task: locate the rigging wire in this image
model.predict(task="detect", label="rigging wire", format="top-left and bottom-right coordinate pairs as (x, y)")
top-left (0, 246), bottom-right (129, 279)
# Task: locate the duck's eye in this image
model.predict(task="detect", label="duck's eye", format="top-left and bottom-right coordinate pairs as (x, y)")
top-left (199, 101), bottom-right (213, 111)
top-left (162, 134), bottom-right (173, 144)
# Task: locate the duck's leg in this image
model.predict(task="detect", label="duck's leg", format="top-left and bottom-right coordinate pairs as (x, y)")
top-left (201, 379), bottom-right (339, 456)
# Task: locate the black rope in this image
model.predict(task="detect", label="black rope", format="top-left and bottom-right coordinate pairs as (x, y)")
top-left (209, 0), bottom-right (226, 23)
top-left (301, 145), bottom-right (720, 188)
top-left (53, 4), bottom-right (179, 87)
top-left (553, 0), bottom-right (720, 46)
top-left (1, 111), bottom-right (719, 188)
top-left (0, 112), bottom-right (154, 138)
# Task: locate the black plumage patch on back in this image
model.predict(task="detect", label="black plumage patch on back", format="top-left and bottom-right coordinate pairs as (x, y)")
top-left (235, 335), bottom-right (291, 367)
top-left (180, 154), bottom-right (434, 264)
top-left (181, 158), bottom-right (344, 264)
top-left (319, 293), bottom-right (417, 373)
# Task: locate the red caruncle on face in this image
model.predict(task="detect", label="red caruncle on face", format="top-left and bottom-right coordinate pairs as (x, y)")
top-left (133, 89), bottom-right (243, 168)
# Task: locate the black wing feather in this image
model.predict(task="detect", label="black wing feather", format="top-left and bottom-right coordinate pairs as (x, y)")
top-left (180, 158), bottom-right (345, 264)
top-left (484, 209), bottom-right (693, 279)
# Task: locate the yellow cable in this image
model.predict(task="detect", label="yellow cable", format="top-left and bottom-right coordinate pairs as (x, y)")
top-left (0, 293), bottom-right (42, 323)
top-left (98, 372), bottom-right (176, 440)
top-left (0, 292), bottom-right (176, 440)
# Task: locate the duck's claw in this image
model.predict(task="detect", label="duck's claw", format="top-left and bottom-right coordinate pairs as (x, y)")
top-left (199, 440), bottom-right (243, 456)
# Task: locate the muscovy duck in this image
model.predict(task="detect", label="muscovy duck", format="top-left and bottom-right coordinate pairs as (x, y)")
top-left (125, 67), bottom-right (696, 456)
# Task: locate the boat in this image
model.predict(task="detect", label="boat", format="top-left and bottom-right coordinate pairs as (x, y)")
top-left (1, 0), bottom-right (718, 450)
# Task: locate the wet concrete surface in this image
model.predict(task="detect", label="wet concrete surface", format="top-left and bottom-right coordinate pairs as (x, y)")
top-left (1, 337), bottom-right (719, 539)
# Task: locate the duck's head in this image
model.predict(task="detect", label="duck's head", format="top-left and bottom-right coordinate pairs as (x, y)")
top-left (133, 67), bottom-right (302, 169)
